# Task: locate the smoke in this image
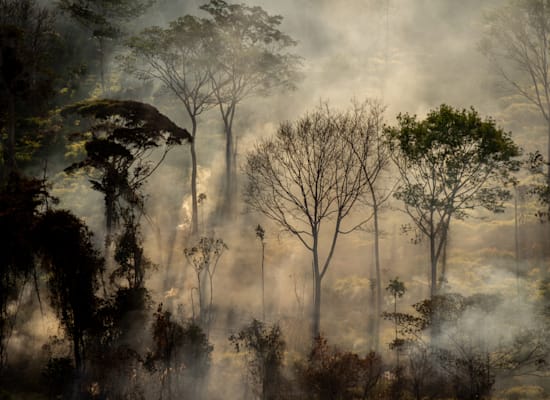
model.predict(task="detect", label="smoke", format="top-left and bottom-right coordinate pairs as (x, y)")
top-left (7, 0), bottom-right (550, 398)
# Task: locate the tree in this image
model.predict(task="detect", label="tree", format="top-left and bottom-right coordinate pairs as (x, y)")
top-left (387, 104), bottom-right (520, 298)
top-left (244, 103), bottom-right (372, 338)
top-left (386, 277), bottom-right (406, 366)
top-left (256, 224), bottom-right (266, 321)
top-left (0, 174), bottom-right (47, 372)
top-left (345, 99), bottom-right (391, 352)
top-left (145, 303), bottom-right (212, 400)
top-left (184, 236), bottom-right (227, 332)
top-left (63, 99), bottom-right (191, 250)
top-left (0, 0), bottom-right (58, 177)
top-left (296, 336), bottom-right (383, 400)
top-left (58, 0), bottom-right (155, 93)
top-left (200, 0), bottom-right (301, 211)
top-left (123, 16), bottom-right (217, 235)
top-left (34, 209), bottom-right (105, 373)
top-left (229, 319), bottom-right (285, 400)
top-left (482, 0), bottom-right (550, 205)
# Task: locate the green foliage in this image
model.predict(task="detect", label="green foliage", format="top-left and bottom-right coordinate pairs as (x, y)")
top-left (388, 104), bottom-right (520, 296)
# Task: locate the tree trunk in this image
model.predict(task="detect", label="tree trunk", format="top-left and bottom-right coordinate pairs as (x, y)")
top-left (190, 118), bottom-right (198, 235)
top-left (373, 203), bottom-right (382, 352)
top-left (222, 104), bottom-right (237, 215)
top-left (261, 242), bottom-right (265, 321)
top-left (73, 335), bottom-right (82, 373)
top-left (312, 242), bottom-right (321, 339)
top-left (98, 37), bottom-right (106, 94)
top-left (312, 273), bottom-right (321, 339)
top-left (430, 235), bottom-right (437, 299)
top-left (6, 92), bottom-right (16, 175)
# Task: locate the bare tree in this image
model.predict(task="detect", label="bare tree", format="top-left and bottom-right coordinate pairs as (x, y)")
top-left (184, 236), bottom-right (227, 333)
top-left (346, 99), bottom-right (392, 352)
top-left (483, 0), bottom-right (550, 211)
top-left (244, 103), bottom-right (374, 338)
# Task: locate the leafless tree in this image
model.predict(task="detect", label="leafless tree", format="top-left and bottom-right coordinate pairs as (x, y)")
top-left (483, 0), bottom-right (550, 208)
top-left (244, 102), bottom-right (376, 338)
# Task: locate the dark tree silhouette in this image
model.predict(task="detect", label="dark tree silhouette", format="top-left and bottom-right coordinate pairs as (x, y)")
top-left (34, 209), bottom-right (105, 373)
top-left (229, 319), bottom-right (285, 400)
top-left (0, 0), bottom-right (58, 177)
top-left (58, 0), bottom-right (155, 93)
top-left (63, 99), bottom-right (191, 250)
top-left (0, 174), bottom-right (47, 371)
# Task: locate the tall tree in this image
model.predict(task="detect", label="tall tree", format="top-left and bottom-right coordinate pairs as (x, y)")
top-left (200, 0), bottom-right (301, 212)
top-left (387, 104), bottom-right (520, 298)
top-left (34, 209), bottom-right (105, 373)
top-left (0, 174), bottom-right (46, 372)
top-left (244, 103), bottom-right (372, 338)
top-left (57, 0), bottom-right (154, 93)
top-left (483, 0), bottom-right (550, 198)
top-left (0, 0), bottom-right (58, 177)
top-left (62, 99), bottom-right (190, 256)
top-left (345, 99), bottom-right (391, 352)
top-left (123, 16), bottom-right (216, 235)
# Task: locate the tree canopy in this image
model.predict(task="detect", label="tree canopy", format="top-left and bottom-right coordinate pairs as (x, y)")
top-left (387, 104), bottom-right (520, 297)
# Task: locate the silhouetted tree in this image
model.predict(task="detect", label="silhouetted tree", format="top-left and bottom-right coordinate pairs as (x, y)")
top-left (63, 99), bottom-right (190, 250)
top-left (256, 224), bottom-right (266, 321)
top-left (58, 0), bottom-right (155, 93)
top-left (244, 103), bottom-right (372, 338)
top-left (230, 319), bottom-right (285, 400)
top-left (200, 0), bottom-right (301, 211)
top-left (0, 174), bottom-right (47, 372)
top-left (296, 336), bottom-right (383, 400)
top-left (145, 303), bottom-right (212, 400)
top-left (386, 277), bottom-right (406, 366)
top-left (0, 0), bottom-right (58, 177)
top-left (34, 209), bottom-right (105, 373)
top-left (387, 104), bottom-right (520, 298)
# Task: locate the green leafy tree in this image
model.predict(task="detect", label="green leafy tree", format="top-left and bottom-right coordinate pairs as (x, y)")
top-left (386, 277), bottom-right (406, 366)
top-left (200, 0), bottom-right (301, 211)
top-left (244, 103), bottom-right (373, 338)
top-left (387, 104), bottom-right (520, 298)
